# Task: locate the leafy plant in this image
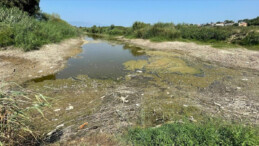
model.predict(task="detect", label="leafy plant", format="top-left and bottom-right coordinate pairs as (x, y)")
top-left (126, 121), bottom-right (259, 146)
top-left (0, 82), bottom-right (50, 145)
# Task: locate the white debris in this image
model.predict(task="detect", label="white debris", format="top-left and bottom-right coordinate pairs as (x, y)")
top-left (56, 124), bottom-right (64, 129)
top-left (242, 78), bottom-right (248, 81)
top-left (136, 70), bottom-right (143, 73)
top-left (66, 104), bottom-right (74, 111)
top-left (136, 104), bottom-right (140, 107)
top-left (101, 96), bottom-right (105, 99)
top-left (52, 118), bottom-right (58, 121)
top-left (38, 70), bottom-right (43, 73)
top-left (237, 87), bottom-right (241, 90)
top-left (167, 92), bottom-right (170, 95)
top-left (189, 116), bottom-right (197, 122)
top-left (54, 109), bottom-right (61, 112)
top-left (141, 93), bottom-right (144, 96)
top-left (183, 104), bottom-right (188, 107)
top-left (120, 96), bottom-right (129, 103)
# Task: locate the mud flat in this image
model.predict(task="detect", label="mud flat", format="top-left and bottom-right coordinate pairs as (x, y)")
top-left (0, 38), bottom-right (86, 83)
top-left (117, 37), bottom-right (259, 71)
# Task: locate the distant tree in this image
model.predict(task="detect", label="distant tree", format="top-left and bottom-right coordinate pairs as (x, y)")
top-left (132, 21), bottom-right (149, 31)
top-left (0, 0), bottom-right (40, 15)
top-left (110, 24), bottom-right (115, 30)
top-left (224, 20), bottom-right (234, 23)
top-left (91, 25), bottom-right (98, 33)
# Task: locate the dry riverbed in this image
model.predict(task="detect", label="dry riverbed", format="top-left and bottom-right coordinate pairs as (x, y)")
top-left (0, 38), bottom-right (86, 83)
top-left (118, 37), bottom-right (259, 71)
top-left (1, 36), bottom-right (258, 145)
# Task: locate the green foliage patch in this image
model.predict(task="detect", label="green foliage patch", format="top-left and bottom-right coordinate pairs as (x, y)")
top-left (126, 121), bottom-right (259, 146)
top-left (0, 7), bottom-right (79, 51)
top-left (84, 20), bottom-right (259, 49)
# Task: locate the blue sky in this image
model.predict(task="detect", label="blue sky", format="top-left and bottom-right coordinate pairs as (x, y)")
top-left (40, 0), bottom-right (259, 27)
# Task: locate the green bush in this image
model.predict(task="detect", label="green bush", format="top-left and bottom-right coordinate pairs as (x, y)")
top-left (127, 122), bottom-right (259, 146)
top-left (240, 31), bottom-right (259, 46)
top-left (0, 25), bottom-right (14, 47)
top-left (0, 7), bottom-right (79, 51)
top-left (0, 82), bottom-right (50, 145)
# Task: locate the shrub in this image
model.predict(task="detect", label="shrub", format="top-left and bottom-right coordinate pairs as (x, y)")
top-left (0, 25), bottom-right (14, 47)
top-left (0, 0), bottom-right (40, 15)
top-left (240, 31), bottom-right (259, 46)
top-left (0, 82), bottom-right (50, 145)
top-left (127, 122), bottom-right (259, 146)
top-left (0, 7), bottom-right (79, 51)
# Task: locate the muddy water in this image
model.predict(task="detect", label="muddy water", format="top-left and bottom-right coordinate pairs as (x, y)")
top-left (51, 36), bottom-right (146, 80)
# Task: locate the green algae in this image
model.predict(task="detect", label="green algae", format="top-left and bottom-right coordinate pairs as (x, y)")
top-left (123, 60), bottom-right (148, 71)
top-left (123, 50), bottom-right (200, 74)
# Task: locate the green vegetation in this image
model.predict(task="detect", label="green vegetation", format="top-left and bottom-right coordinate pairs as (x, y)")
top-left (0, 0), bottom-right (40, 15)
top-left (126, 121), bottom-right (259, 146)
top-left (84, 18), bottom-right (259, 49)
top-left (0, 7), bottom-right (80, 51)
top-left (239, 16), bottom-right (259, 26)
top-left (0, 82), bottom-right (49, 145)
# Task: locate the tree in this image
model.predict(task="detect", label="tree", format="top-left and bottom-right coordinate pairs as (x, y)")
top-left (224, 20), bottom-right (234, 23)
top-left (0, 0), bottom-right (40, 15)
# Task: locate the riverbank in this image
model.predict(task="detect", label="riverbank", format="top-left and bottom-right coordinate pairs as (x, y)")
top-left (0, 37), bottom-right (86, 83)
top-left (117, 36), bottom-right (259, 71)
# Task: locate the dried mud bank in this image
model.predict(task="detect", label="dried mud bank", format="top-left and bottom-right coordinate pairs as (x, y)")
top-left (0, 38), bottom-right (86, 83)
top-left (117, 37), bottom-right (259, 71)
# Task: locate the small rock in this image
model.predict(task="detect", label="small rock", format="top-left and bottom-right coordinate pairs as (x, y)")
top-left (183, 104), bottom-right (188, 107)
top-left (242, 78), bottom-right (248, 81)
top-left (141, 93), bottom-right (144, 96)
top-left (52, 118), bottom-right (58, 121)
top-left (136, 104), bottom-right (140, 107)
top-left (50, 66), bottom-right (54, 69)
top-left (28, 75), bottom-right (32, 77)
top-left (100, 96), bottom-right (105, 99)
top-left (66, 105), bottom-right (74, 111)
top-left (136, 70), bottom-right (143, 73)
top-left (54, 109), bottom-right (61, 112)
top-left (236, 87), bottom-right (241, 90)
top-left (38, 70), bottom-right (43, 73)
top-left (166, 92), bottom-right (170, 95)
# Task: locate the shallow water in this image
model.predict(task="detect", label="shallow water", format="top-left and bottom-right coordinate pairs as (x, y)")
top-left (54, 36), bottom-right (147, 80)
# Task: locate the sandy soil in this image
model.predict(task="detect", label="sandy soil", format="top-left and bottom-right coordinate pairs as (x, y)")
top-left (0, 38), bottom-right (86, 83)
top-left (118, 37), bottom-right (259, 71)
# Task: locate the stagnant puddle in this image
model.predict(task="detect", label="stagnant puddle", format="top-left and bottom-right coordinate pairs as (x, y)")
top-left (31, 36), bottom-right (147, 82)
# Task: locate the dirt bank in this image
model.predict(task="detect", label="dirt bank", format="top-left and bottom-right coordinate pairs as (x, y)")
top-left (118, 37), bottom-right (259, 71)
top-left (0, 38), bottom-right (86, 83)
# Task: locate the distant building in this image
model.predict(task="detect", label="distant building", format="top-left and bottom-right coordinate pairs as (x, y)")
top-left (215, 23), bottom-right (224, 27)
top-left (238, 22), bottom-right (248, 27)
top-left (224, 23), bottom-right (234, 26)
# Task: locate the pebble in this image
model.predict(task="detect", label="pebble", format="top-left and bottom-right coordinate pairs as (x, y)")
top-left (66, 104), bottom-right (74, 111)
top-left (54, 109), bottom-right (61, 112)
top-left (136, 104), bottom-right (140, 107)
top-left (136, 70), bottom-right (143, 73)
top-left (236, 87), bottom-right (241, 90)
top-left (38, 70), bottom-right (43, 73)
top-left (242, 78), bottom-right (248, 81)
top-left (183, 104), bottom-right (188, 107)
top-left (52, 118), bottom-right (58, 121)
